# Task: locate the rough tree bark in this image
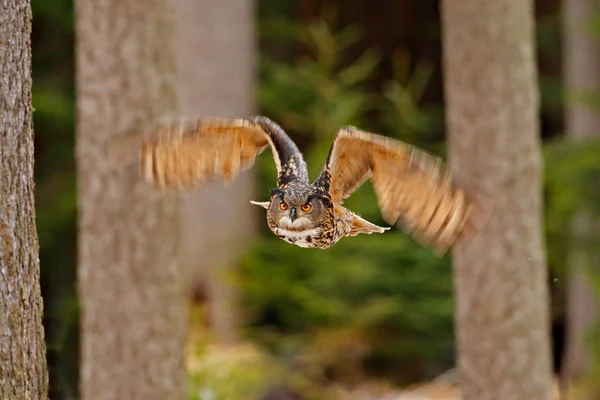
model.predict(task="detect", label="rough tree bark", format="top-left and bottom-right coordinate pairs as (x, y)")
top-left (75, 0), bottom-right (186, 399)
top-left (441, 1), bottom-right (554, 399)
top-left (561, 0), bottom-right (600, 382)
top-left (0, 1), bottom-right (49, 399)
top-left (174, 0), bottom-right (256, 344)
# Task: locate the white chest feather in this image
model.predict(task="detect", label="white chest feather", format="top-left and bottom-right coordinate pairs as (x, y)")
top-left (275, 227), bottom-right (322, 248)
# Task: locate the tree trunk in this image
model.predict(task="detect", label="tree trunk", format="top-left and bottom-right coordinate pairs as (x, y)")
top-left (561, 0), bottom-right (600, 382)
top-left (75, 1), bottom-right (186, 399)
top-left (174, 0), bottom-right (257, 344)
top-left (0, 1), bottom-right (49, 399)
top-left (441, 1), bottom-right (554, 399)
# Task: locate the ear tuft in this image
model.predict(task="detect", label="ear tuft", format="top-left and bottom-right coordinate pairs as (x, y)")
top-left (269, 188), bottom-right (284, 197)
top-left (250, 200), bottom-right (270, 209)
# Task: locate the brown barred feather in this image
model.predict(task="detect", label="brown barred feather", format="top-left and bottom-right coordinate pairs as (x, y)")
top-left (140, 118), bottom-right (273, 190)
top-left (322, 126), bottom-right (491, 255)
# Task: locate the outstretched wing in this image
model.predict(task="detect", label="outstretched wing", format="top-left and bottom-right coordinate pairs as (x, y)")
top-left (140, 115), bottom-right (308, 190)
top-left (317, 126), bottom-right (491, 254)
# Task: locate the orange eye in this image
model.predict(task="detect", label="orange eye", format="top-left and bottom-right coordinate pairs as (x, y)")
top-left (301, 203), bottom-right (312, 212)
top-left (279, 202), bottom-right (288, 211)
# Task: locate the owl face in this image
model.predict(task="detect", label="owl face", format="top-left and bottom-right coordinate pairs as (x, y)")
top-left (267, 187), bottom-right (327, 232)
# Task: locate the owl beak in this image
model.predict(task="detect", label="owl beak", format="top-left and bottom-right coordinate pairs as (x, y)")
top-left (290, 207), bottom-right (297, 222)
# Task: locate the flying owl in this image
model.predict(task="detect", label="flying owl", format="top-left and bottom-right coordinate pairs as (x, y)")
top-left (140, 116), bottom-right (490, 255)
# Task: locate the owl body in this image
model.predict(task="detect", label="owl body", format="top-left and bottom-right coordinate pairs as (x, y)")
top-left (139, 115), bottom-right (490, 255)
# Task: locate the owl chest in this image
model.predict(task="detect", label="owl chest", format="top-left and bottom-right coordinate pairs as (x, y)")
top-left (268, 207), bottom-right (349, 249)
top-left (274, 222), bottom-right (346, 249)
top-left (274, 227), bottom-right (325, 248)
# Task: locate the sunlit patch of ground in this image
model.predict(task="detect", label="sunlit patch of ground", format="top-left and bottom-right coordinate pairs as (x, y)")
top-left (328, 376), bottom-right (598, 400)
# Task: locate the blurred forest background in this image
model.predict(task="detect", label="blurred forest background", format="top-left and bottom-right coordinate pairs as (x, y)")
top-left (29, 0), bottom-right (600, 398)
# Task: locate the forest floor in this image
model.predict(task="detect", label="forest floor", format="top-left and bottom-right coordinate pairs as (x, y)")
top-left (331, 378), bottom-right (577, 400)
top-left (186, 311), bottom-right (596, 400)
top-left (186, 337), bottom-right (595, 400)
top-left (312, 373), bottom-right (589, 399)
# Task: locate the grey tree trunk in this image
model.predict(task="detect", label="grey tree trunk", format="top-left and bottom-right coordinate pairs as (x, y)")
top-left (75, 0), bottom-right (187, 399)
top-left (174, 0), bottom-right (257, 344)
top-left (0, 1), bottom-right (49, 399)
top-left (441, 1), bottom-right (554, 399)
top-left (561, 0), bottom-right (600, 382)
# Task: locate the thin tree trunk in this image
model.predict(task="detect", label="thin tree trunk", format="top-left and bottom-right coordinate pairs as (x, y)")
top-left (0, 1), bottom-right (49, 398)
top-left (441, 1), bottom-right (554, 399)
top-left (561, 0), bottom-right (600, 382)
top-left (174, 0), bottom-right (256, 344)
top-left (75, 0), bottom-right (186, 399)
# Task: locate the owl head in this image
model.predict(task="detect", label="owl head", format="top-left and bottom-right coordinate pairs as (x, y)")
top-left (251, 186), bottom-right (329, 231)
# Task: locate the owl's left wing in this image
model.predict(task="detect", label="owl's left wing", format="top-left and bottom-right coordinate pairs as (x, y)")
top-left (140, 116), bottom-right (308, 190)
top-left (318, 126), bottom-right (491, 254)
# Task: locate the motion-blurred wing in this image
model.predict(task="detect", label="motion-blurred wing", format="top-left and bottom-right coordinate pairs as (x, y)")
top-left (140, 116), bottom-right (307, 190)
top-left (320, 126), bottom-right (491, 254)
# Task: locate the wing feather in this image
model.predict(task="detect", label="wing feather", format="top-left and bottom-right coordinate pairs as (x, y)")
top-left (140, 116), bottom-right (305, 190)
top-left (319, 126), bottom-right (491, 254)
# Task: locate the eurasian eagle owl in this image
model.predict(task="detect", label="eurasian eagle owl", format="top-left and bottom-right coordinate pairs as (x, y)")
top-left (140, 116), bottom-right (490, 254)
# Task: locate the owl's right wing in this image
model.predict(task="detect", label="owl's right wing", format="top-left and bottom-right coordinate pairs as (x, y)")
top-left (140, 116), bottom-right (308, 190)
top-left (318, 126), bottom-right (491, 255)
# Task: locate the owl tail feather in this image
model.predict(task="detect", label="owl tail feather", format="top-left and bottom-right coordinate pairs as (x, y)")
top-left (349, 214), bottom-right (390, 237)
top-left (250, 200), bottom-right (270, 209)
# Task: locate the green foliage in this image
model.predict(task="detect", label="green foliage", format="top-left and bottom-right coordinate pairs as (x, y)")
top-left (380, 49), bottom-right (441, 148)
top-left (258, 6), bottom-right (381, 141)
top-left (239, 11), bottom-right (454, 385)
top-left (238, 234), bottom-right (454, 381)
top-left (31, 0), bottom-right (79, 397)
top-left (544, 138), bottom-right (600, 273)
top-left (544, 137), bottom-right (600, 377)
top-left (540, 7), bottom-right (600, 383)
